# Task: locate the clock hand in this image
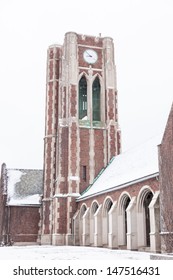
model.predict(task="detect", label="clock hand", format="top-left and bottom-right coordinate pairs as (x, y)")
top-left (86, 51), bottom-right (92, 57)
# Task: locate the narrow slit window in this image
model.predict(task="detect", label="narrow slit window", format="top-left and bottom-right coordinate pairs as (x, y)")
top-left (82, 166), bottom-right (87, 181)
top-left (79, 76), bottom-right (87, 119)
top-left (92, 77), bottom-right (101, 121)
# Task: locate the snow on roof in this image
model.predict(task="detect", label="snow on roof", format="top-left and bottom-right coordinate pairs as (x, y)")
top-left (8, 194), bottom-right (41, 206)
top-left (78, 134), bottom-right (162, 200)
top-left (7, 169), bottom-right (43, 206)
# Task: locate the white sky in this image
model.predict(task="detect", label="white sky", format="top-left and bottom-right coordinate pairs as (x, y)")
top-left (0, 0), bottom-right (173, 169)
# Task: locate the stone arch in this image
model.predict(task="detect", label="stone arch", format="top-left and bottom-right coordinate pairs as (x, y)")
top-left (91, 200), bottom-right (99, 215)
top-left (91, 73), bottom-right (102, 83)
top-left (137, 186), bottom-right (154, 249)
top-left (117, 192), bottom-right (131, 247)
top-left (90, 200), bottom-right (99, 245)
top-left (79, 204), bottom-right (87, 245)
top-left (102, 197), bottom-right (113, 246)
top-left (78, 71), bottom-right (88, 81)
top-left (102, 197), bottom-right (113, 216)
top-left (80, 204), bottom-right (87, 218)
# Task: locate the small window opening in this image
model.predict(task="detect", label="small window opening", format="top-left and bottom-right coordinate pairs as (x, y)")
top-left (82, 166), bottom-right (87, 181)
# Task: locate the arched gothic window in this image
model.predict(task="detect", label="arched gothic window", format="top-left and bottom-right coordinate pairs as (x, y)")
top-left (92, 77), bottom-right (101, 121)
top-left (79, 76), bottom-right (87, 119)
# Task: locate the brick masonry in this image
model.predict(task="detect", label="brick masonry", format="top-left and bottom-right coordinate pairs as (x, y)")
top-left (159, 103), bottom-right (173, 253)
top-left (77, 177), bottom-right (159, 209)
top-left (9, 206), bottom-right (40, 243)
top-left (41, 32), bottom-right (121, 245)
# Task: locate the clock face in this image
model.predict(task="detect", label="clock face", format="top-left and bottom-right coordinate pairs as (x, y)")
top-left (83, 49), bottom-right (98, 64)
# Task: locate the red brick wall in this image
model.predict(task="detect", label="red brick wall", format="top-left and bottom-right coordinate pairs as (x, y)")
top-left (94, 129), bottom-right (104, 177)
top-left (159, 104), bottom-right (173, 252)
top-left (57, 198), bottom-right (67, 234)
top-left (77, 177), bottom-right (159, 208)
top-left (42, 201), bottom-right (50, 234)
top-left (79, 129), bottom-right (90, 193)
top-left (59, 127), bottom-right (68, 192)
top-left (9, 206), bottom-right (40, 243)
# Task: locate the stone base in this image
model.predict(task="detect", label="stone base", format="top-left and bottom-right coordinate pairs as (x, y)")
top-left (41, 234), bottom-right (74, 246)
top-left (52, 234), bottom-right (66, 245)
top-left (13, 242), bottom-right (39, 246)
top-left (66, 234), bottom-right (74, 245)
top-left (40, 234), bottom-right (52, 245)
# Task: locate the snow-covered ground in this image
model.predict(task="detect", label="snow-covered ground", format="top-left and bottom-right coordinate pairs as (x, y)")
top-left (0, 245), bottom-right (152, 260)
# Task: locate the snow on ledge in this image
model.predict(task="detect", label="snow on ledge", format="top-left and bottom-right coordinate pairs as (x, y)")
top-left (54, 193), bottom-right (80, 198)
top-left (8, 194), bottom-right (41, 206)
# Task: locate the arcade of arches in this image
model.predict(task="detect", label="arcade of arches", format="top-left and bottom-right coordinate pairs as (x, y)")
top-left (73, 185), bottom-right (160, 253)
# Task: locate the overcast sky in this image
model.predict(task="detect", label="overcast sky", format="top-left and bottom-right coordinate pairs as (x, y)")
top-left (0, 0), bottom-right (173, 169)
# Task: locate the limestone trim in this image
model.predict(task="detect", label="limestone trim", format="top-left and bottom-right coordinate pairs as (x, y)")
top-left (118, 191), bottom-right (131, 215)
top-left (102, 196), bottom-right (113, 216)
top-left (136, 186), bottom-right (154, 248)
top-left (149, 191), bottom-right (161, 252)
top-left (137, 185), bottom-right (154, 212)
top-left (117, 192), bottom-right (131, 247)
top-left (102, 196), bottom-right (113, 246)
top-left (90, 200), bottom-right (99, 215)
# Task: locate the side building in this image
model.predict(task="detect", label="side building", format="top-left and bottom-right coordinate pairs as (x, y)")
top-left (73, 134), bottom-right (161, 252)
top-left (0, 164), bottom-right (43, 245)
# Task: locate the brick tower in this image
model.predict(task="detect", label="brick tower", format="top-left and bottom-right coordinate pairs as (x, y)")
top-left (41, 32), bottom-right (121, 245)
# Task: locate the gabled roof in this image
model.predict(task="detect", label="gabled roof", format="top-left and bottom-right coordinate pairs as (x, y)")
top-left (78, 134), bottom-right (162, 201)
top-left (7, 168), bottom-right (43, 206)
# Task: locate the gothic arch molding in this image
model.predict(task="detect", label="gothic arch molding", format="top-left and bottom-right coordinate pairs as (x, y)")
top-left (117, 192), bottom-right (131, 247)
top-left (137, 186), bottom-right (154, 212)
top-left (102, 196), bottom-right (113, 216)
top-left (102, 197), bottom-right (113, 246)
top-left (78, 71), bottom-right (88, 81)
top-left (91, 73), bottom-right (102, 83)
top-left (137, 186), bottom-right (154, 248)
top-left (118, 192), bottom-right (131, 215)
top-left (79, 203), bottom-right (87, 218)
top-left (90, 200), bottom-right (99, 215)
top-left (90, 200), bottom-right (99, 245)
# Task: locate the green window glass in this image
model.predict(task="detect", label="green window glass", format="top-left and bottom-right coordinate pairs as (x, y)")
top-left (92, 77), bottom-right (101, 121)
top-left (79, 76), bottom-right (87, 119)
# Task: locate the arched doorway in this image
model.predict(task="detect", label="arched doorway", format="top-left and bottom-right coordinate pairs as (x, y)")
top-left (137, 187), bottom-right (154, 249)
top-left (90, 201), bottom-right (99, 245)
top-left (144, 192), bottom-right (153, 246)
top-left (102, 198), bottom-right (113, 246)
top-left (79, 204), bottom-right (87, 245)
top-left (124, 197), bottom-right (131, 244)
top-left (118, 193), bottom-right (131, 247)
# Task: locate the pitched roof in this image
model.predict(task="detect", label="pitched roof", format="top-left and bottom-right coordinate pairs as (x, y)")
top-left (78, 134), bottom-right (162, 201)
top-left (7, 168), bottom-right (43, 206)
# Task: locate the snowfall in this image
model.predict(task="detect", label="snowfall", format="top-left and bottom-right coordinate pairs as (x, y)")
top-left (0, 245), bottom-right (162, 260)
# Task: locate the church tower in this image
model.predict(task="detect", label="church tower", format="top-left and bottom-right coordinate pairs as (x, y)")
top-left (41, 32), bottom-right (121, 245)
